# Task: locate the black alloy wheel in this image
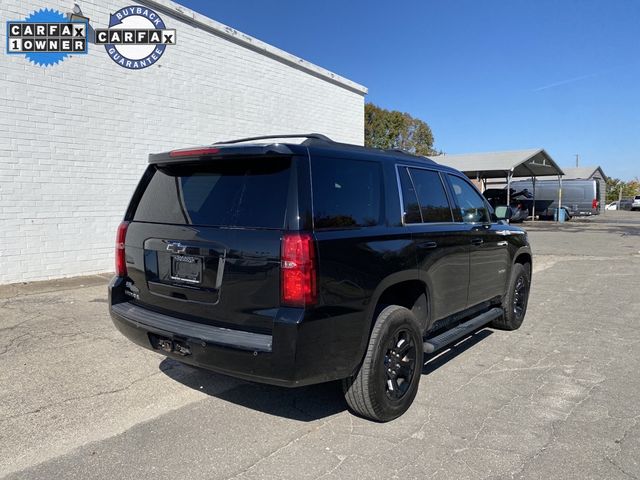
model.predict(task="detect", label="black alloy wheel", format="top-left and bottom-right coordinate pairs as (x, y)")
top-left (383, 329), bottom-right (417, 401)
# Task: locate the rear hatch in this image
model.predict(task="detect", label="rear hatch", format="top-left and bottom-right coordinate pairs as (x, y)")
top-left (122, 152), bottom-right (297, 334)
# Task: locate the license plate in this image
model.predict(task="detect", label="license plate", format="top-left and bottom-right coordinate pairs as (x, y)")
top-left (170, 255), bottom-right (202, 284)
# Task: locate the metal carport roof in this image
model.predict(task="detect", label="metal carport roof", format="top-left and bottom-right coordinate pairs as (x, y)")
top-left (560, 166), bottom-right (607, 181)
top-left (431, 149), bottom-right (564, 179)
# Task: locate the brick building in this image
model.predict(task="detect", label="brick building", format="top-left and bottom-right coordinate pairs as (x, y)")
top-left (0, 0), bottom-right (367, 284)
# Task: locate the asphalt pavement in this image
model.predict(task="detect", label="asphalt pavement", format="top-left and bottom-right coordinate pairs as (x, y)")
top-left (1, 211), bottom-right (639, 479)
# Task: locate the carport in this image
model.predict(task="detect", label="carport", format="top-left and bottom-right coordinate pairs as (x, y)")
top-left (434, 149), bottom-right (565, 221)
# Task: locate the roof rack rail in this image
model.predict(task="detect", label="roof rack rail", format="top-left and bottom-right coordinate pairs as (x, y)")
top-left (387, 148), bottom-right (411, 154)
top-left (213, 133), bottom-right (334, 145)
top-left (384, 148), bottom-right (436, 163)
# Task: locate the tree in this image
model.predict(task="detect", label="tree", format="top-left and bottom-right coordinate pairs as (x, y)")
top-left (364, 103), bottom-right (435, 156)
top-left (606, 177), bottom-right (640, 202)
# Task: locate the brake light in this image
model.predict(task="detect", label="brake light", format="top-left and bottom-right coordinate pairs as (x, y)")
top-left (169, 147), bottom-right (220, 158)
top-left (281, 233), bottom-right (317, 307)
top-left (592, 199), bottom-right (598, 209)
top-left (115, 221), bottom-right (130, 277)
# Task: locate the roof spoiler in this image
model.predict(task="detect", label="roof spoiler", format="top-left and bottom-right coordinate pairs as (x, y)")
top-left (148, 143), bottom-right (299, 165)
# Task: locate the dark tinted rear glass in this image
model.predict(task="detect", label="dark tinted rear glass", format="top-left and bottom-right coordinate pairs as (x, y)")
top-left (133, 157), bottom-right (291, 228)
top-left (399, 167), bottom-right (422, 223)
top-left (311, 157), bottom-right (383, 229)
top-left (408, 168), bottom-right (453, 222)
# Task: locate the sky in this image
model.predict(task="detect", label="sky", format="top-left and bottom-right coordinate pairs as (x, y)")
top-left (178, 0), bottom-right (640, 180)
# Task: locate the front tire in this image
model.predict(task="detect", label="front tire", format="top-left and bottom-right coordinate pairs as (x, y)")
top-left (342, 305), bottom-right (423, 422)
top-left (492, 263), bottom-right (531, 330)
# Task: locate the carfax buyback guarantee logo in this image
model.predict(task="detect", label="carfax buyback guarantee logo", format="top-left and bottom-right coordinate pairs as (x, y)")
top-left (95, 6), bottom-right (176, 69)
top-left (6, 9), bottom-right (88, 67)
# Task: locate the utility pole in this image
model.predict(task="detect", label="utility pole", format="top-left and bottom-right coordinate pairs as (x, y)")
top-left (575, 154), bottom-right (579, 167)
top-left (619, 184), bottom-right (623, 203)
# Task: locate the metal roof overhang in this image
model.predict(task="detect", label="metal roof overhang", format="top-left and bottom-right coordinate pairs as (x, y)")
top-left (433, 148), bottom-right (564, 179)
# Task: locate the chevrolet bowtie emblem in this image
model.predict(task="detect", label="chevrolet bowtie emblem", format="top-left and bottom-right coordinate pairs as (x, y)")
top-left (166, 242), bottom-right (187, 254)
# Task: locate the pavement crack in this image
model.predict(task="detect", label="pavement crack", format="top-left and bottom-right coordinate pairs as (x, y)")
top-left (605, 456), bottom-right (639, 480)
top-left (222, 421), bottom-right (330, 480)
top-left (313, 454), bottom-right (349, 480)
top-left (510, 382), bottom-right (604, 479)
top-left (472, 392), bottom-right (522, 443)
top-left (0, 332), bottom-right (33, 356)
top-left (604, 414), bottom-right (640, 479)
top-left (0, 363), bottom-right (178, 425)
top-left (0, 312), bottom-right (44, 333)
top-left (453, 358), bottom-right (503, 393)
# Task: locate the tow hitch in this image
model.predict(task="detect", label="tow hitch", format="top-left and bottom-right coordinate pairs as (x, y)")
top-left (150, 334), bottom-right (192, 356)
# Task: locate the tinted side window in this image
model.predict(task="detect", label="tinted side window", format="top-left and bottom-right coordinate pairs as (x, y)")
top-left (409, 168), bottom-right (453, 222)
top-left (447, 175), bottom-right (491, 223)
top-left (398, 167), bottom-right (422, 223)
top-left (312, 157), bottom-right (383, 229)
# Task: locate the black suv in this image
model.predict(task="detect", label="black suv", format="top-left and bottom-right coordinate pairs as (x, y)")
top-left (109, 134), bottom-right (532, 422)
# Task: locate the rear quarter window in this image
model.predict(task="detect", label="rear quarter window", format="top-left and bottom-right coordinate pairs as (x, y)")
top-left (311, 157), bottom-right (383, 229)
top-left (132, 157), bottom-right (291, 229)
top-left (407, 168), bottom-right (453, 222)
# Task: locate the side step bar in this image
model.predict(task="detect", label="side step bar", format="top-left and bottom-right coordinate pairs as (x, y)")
top-left (423, 307), bottom-right (503, 354)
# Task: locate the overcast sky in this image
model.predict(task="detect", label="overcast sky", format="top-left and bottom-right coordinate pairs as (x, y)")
top-left (179, 0), bottom-right (640, 180)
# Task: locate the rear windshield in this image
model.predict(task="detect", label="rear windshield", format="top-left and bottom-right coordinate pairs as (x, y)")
top-left (132, 157), bottom-right (291, 228)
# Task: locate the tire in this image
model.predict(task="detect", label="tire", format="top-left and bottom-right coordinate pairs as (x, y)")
top-left (492, 263), bottom-right (531, 330)
top-left (342, 305), bottom-right (423, 422)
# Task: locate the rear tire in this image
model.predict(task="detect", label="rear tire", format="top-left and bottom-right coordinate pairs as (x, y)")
top-left (492, 263), bottom-right (531, 331)
top-left (342, 305), bottom-right (423, 422)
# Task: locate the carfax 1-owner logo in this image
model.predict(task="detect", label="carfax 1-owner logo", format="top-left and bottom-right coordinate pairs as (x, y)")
top-left (6, 9), bottom-right (88, 67)
top-left (95, 6), bottom-right (176, 69)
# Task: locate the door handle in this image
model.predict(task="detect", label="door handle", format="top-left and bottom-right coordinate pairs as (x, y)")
top-left (418, 241), bottom-right (438, 250)
top-left (471, 238), bottom-right (484, 246)
top-left (497, 241), bottom-right (508, 247)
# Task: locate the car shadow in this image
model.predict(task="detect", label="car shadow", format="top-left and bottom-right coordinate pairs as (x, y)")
top-left (159, 328), bottom-right (494, 421)
top-left (422, 328), bottom-right (493, 375)
top-left (159, 357), bottom-right (346, 421)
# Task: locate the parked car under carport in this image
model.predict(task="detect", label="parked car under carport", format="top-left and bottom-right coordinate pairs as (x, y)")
top-left (482, 188), bottom-right (531, 223)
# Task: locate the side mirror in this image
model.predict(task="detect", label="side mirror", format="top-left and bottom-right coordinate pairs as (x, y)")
top-left (495, 205), bottom-right (513, 220)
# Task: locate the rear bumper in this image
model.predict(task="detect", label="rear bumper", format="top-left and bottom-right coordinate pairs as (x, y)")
top-left (111, 302), bottom-right (273, 353)
top-left (108, 276), bottom-right (361, 387)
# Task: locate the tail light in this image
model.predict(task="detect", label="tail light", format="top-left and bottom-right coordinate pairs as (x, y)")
top-left (281, 233), bottom-right (317, 307)
top-left (592, 199), bottom-right (599, 210)
top-left (115, 221), bottom-right (130, 277)
top-left (169, 147), bottom-right (220, 158)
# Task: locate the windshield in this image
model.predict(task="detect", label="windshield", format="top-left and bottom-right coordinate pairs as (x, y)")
top-left (132, 157), bottom-right (291, 229)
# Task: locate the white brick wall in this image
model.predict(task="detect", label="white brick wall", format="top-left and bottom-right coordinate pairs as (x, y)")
top-left (0, 0), bottom-right (366, 284)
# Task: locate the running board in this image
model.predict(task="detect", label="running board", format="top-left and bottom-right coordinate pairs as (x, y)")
top-left (423, 307), bottom-right (503, 354)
